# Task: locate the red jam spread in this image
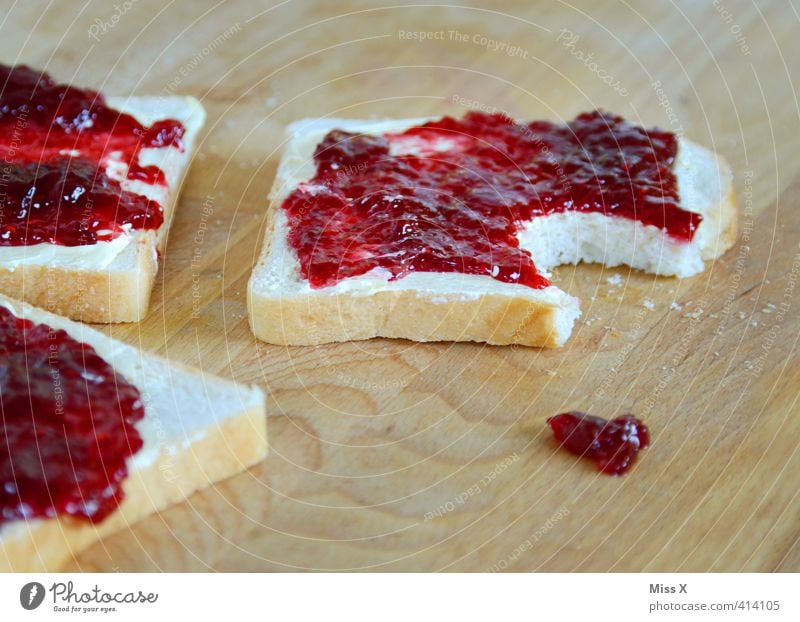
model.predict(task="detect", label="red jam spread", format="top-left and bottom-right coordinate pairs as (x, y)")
top-left (0, 64), bottom-right (185, 246)
top-left (0, 305), bottom-right (145, 525)
top-left (547, 411), bottom-right (650, 475)
top-left (283, 111), bottom-right (697, 289)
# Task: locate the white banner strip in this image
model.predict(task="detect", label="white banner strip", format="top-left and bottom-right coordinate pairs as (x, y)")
top-left (0, 573), bottom-right (797, 620)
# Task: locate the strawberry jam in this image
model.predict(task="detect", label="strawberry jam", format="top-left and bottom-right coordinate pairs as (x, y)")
top-left (547, 411), bottom-right (650, 475)
top-left (0, 160), bottom-right (162, 245)
top-left (0, 64), bottom-right (185, 246)
top-left (0, 305), bottom-right (145, 525)
top-left (282, 111), bottom-right (697, 289)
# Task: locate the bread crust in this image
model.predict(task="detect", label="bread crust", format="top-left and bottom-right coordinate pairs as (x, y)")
top-left (248, 117), bottom-right (738, 348)
top-left (0, 402), bottom-right (264, 572)
top-left (248, 188), bottom-right (577, 347)
top-left (0, 233), bottom-right (157, 323)
top-left (249, 282), bottom-right (571, 347)
top-left (0, 96), bottom-right (205, 323)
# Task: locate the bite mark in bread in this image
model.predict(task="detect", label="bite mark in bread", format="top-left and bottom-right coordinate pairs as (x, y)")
top-left (248, 114), bottom-right (737, 348)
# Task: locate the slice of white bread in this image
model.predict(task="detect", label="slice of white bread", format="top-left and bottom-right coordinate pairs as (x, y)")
top-left (248, 117), bottom-right (737, 348)
top-left (0, 96), bottom-right (206, 323)
top-left (0, 294), bottom-right (266, 572)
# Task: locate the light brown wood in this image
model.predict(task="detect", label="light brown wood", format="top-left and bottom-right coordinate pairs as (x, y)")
top-left (1, 0), bottom-right (798, 572)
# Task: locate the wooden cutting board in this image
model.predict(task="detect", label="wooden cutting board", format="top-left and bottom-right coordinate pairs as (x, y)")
top-left (2, 0), bottom-right (798, 571)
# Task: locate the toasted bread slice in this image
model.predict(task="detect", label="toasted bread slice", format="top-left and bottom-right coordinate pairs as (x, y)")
top-left (0, 294), bottom-right (266, 572)
top-left (248, 117), bottom-right (736, 348)
top-left (0, 96), bottom-right (206, 323)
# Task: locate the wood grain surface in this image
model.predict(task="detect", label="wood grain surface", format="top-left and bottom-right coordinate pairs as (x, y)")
top-left (2, 0), bottom-right (798, 571)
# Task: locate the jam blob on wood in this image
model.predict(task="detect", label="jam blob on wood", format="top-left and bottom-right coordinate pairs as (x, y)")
top-left (547, 411), bottom-right (650, 475)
